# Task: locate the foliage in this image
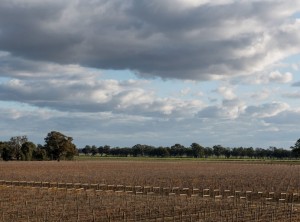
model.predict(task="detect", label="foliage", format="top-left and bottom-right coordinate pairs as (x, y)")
top-left (21, 142), bottom-right (36, 161)
top-left (191, 143), bottom-right (204, 158)
top-left (44, 131), bottom-right (77, 161)
top-left (291, 138), bottom-right (300, 158)
top-left (10, 136), bottom-right (28, 160)
top-left (1, 133), bottom-right (299, 161)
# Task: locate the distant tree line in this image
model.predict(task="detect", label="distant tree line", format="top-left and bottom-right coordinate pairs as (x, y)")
top-left (0, 131), bottom-right (77, 161)
top-left (79, 140), bottom-right (300, 159)
top-left (1, 131), bottom-right (300, 161)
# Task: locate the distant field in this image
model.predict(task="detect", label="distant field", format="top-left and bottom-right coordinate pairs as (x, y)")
top-left (75, 154), bottom-right (300, 164)
top-left (1, 160), bottom-right (300, 221)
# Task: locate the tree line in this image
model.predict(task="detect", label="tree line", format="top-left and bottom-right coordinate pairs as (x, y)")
top-left (80, 140), bottom-right (300, 159)
top-left (0, 131), bottom-right (77, 161)
top-left (1, 131), bottom-right (300, 161)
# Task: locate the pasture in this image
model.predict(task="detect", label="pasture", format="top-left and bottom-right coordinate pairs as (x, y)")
top-left (0, 160), bottom-right (300, 221)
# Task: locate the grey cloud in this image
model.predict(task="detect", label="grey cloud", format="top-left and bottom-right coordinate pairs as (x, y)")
top-left (0, 103), bottom-right (296, 148)
top-left (197, 100), bottom-right (290, 120)
top-left (263, 110), bottom-right (300, 125)
top-left (197, 98), bottom-right (245, 119)
top-left (244, 102), bottom-right (289, 118)
top-left (282, 91), bottom-right (300, 98)
top-left (292, 82), bottom-right (300, 87)
top-left (0, 76), bottom-right (204, 117)
top-left (0, 0), bottom-right (299, 80)
top-left (0, 1), bottom-right (82, 62)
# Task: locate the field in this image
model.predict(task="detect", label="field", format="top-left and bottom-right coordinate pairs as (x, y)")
top-left (1, 160), bottom-right (300, 221)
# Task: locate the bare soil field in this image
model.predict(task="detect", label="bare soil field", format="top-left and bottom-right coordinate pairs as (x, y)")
top-left (0, 160), bottom-right (300, 221)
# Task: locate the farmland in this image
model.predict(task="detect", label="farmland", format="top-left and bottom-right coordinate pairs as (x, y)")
top-left (1, 160), bottom-right (300, 221)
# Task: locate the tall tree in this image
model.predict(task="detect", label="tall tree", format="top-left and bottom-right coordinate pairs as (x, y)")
top-left (44, 131), bottom-right (77, 161)
top-left (10, 136), bottom-right (28, 160)
top-left (21, 141), bottom-right (36, 161)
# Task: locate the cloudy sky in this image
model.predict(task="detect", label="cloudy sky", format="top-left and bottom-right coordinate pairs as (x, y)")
top-left (0, 0), bottom-right (300, 148)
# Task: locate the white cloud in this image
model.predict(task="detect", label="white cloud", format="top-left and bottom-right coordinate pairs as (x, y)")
top-left (180, 87), bottom-right (191, 96)
top-left (268, 71), bottom-right (293, 83)
top-left (197, 98), bottom-right (245, 120)
top-left (236, 70), bottom-right (293, 85)
top-left (217, 86), bottom-right (237, 100)
top-left (0, 72), bottom-right (205, 118)
top-left (250, 89), bottom-right (271, 101)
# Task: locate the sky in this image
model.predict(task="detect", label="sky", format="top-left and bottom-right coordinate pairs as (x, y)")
top-left (0, 0), bottom-right (300, 149)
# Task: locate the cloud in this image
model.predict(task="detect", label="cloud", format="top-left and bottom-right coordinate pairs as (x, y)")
top-left (292, 81), bottom-right (300, 87)
top-left (268, 71), bottom-right (293, 83)
top-left (244, 102), bottom-right (289, 118)
top-left (0, 72), bottom-right (205, 117)
top-left (217, 86), bottom-right (237, 100)
top-left (197, 98), bottom-right (245, 119)
top-left (0, 51), bottom-right (102, 80)
top-left (1, 0), bottom-right (300, 149)
top-left (250, 89), bottom-right (271, 101)
top-left (233, 70), bottom-right (293, 85)
top-left (282, 91), bottom-right (300, 99)
top-left (0, 0), bottom-right (299, 80)
top-left (263, 110), bottom-right (300, 125)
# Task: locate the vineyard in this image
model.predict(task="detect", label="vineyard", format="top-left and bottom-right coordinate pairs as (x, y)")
top-left (0, 160), bottom-right (300, 221)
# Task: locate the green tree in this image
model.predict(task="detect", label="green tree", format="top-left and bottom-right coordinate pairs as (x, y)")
top-left (98, 145), bottom-right (111, 156)
top-left (32, 144), bottom-right (48, 161)
top-left (170, 144), bottom-right (186, 157)
top-left (191, 143), bottom-right (204, 158)
top-left (44, 131), bottom-right (77, 161)
top-left (10, 136), bottom-right (28, 160)
top-left (82, 145), bottom-right (91, 155)
top-left (213, 145), bottom-right (225, 158)
top-left (91, 145), bottom-right (98, 156)
top-left (291, 138), bottom-right (300, 158)
top-left (1, 142), bottom-right (12, 161)
top-left (132, 144), bottom-right (145, 157)
top-left (21, 141), bottom-right (36, 161)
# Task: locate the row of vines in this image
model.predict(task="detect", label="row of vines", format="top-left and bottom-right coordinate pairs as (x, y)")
top-left (0, 161), bottom-right (300, 221)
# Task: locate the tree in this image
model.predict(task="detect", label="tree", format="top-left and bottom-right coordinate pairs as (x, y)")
top-left (82, 145), bottom-right (91, 155)
top-left (44, 131), bottom-right (77, 161)
top-left (204, 147), bottom-right (213, 158)
top-left (32, 144), bottom-right (48, 161)
top-left (2, 148), bottom-right (12, 161)
top-left (1, 142), bottom-right (12, 161)
top-left (170, 144), bottom-right (186, 157)
top-left (91, 145), bottom-right (98, 156)
top-left (190, 143), bottom-right (204, 158)
top-left (21, 141), bottom-right (36, 161)
top-left (291, 138), bottom-right (300, 158)
top-left (132, 144), bottom-right (145, 157)
top-left (10, 136), bottom-right (28, 160)
top-left (99, 145), bottom-right (111, 156)
top-left (213, 145), bottom-right (225, 158)
top-left (245, 147), bottom-right (255, 158)
top-left (224, 148), bottom-right (231, 159)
